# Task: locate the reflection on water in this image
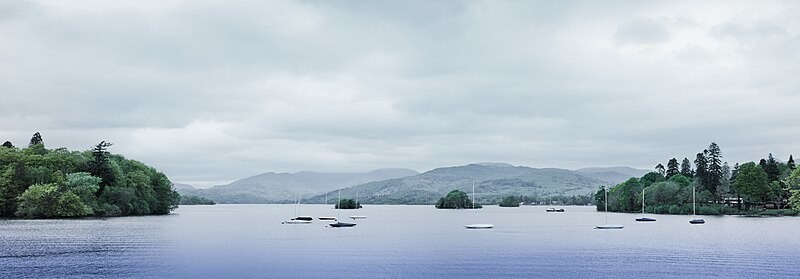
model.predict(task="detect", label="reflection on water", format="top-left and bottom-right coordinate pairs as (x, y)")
top-left (2, 205), bottom-right (799, 278)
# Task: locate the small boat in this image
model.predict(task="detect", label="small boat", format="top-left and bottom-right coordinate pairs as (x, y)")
top-left (689, 185), bottom-right (705, 225)
top-left (465, 183), bottom-right (494, 229)
top-left (283, 194), bottom-right (312, 224)
top-left (635, 190), bottom-right (656, 222)
top-left (318, 217), bottom-right (336, 221)
top-left (595, 224), bottom-right (624, 229)
top-left (329, 190), bottom-right (357, 228)
top-left (329, 221), bottom-right (356, 227)
top-left (546, 208), bottom-right (565, 212)
top-left (689, 219), bottom-right (706, 224)
top-left (595, 187), bottom-right (623, 230)
top-left (464, 224), bottom-right (494, 229)
top-left (350, 216), bottom-right (367, 220)
top-left (282, 220), bottom-right (312, 224)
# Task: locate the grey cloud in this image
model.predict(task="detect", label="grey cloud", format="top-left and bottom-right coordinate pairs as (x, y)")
top-left (614, 18), bottom-right (671, 45)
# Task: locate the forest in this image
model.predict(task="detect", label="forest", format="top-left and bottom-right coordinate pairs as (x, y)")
top-left (0, 132), bottom-right (181, 218)
top-left (596, 142), bottom-right (799, 215)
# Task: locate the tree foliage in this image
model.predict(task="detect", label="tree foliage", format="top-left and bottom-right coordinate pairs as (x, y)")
top-left (733, 162), bottom-right (769, 210)
top-left (666, 158), bottom-right (679, 178)
top-left (29, 132), bottom-right (43, 147)
top-left (0, 133), bottom-right (180, 218)
top-left (435, 189), bottom-right (481, 209)
top-left (680, 158), bottom-right (693, 178)
top-left (2, 141), bottom-right (13, 148)
top-left (498, 196), bottom-right (521, 207)
top-left (335, 198), bottom-right (361, 209)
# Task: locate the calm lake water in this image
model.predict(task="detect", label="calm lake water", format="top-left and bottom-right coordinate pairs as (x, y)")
top-left (2, 204), bottom-right (800, 278)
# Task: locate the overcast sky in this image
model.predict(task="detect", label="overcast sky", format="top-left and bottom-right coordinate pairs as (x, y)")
top-left (1, 0), bottom-right (798, 188)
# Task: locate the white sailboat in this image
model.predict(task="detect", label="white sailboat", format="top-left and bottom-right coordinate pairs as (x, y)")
top-left (595, 187), bottom-right (624, 229)
top-left (282, 193), bottom-right (312, 224)
top-left (465, 182), bottom-right (494, 229)
top-left (689, 185), bottom-right (705, 224)
top-left (318, 192), bottom-right (336, 221)
top-left (350, 191), bottom-right (367, 220)
top-left (635, 189), bottom-right (656, 222)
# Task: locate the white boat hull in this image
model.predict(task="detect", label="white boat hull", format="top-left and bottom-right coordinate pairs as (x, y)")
top-left (594, 224), bottom-right (624, 229)
top-left (350, 216), bottom-right (367, 220)
top-left (282, 220), bottom-right (312, 224)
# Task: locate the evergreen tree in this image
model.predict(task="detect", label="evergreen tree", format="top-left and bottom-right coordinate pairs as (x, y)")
top-left (28, 132), bottom-right (43, 147)
top-left (763, 153), bottom-right (781, 183)
top-left (680, 157), bottom-right (693, 177)
top-left (666, 158), bottom-right (680, 178)
top-left (88, 141), bottom-right (115, 196)
top-left (655, 164), bottom-right (665, 176)
top-left (789, 155), bottom-right (796, 171)
top-left (2, 141), bottom-right (13, 148)
top-left (694, 151), bottom-right (708, 190)
top-left (706, 142), bottom-right (723, 198)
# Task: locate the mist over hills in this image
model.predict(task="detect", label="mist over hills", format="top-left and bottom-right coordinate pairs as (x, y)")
top-left (177, 168), bottom-right (418, 203)
top-left (175, 163), bottom-right (647, 204)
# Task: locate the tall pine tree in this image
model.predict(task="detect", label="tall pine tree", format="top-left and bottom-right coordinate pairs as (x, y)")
top-left (28, 132), bottom-right (43, 147)
top-left (680, 157), bottom-right (693, 177)
top-left (706, 142), bottom-right (723, 199)
top-left (666, 158), bottom-right (680, 178)
top-left (788, 155), bottom-right (795, 171)
top-left (763, 153), bottom-right (781, 183)
top-left (88, 141), bottom-right (115, 196)
top-left (695, 151), bottom-right (708, 190)
top-left (655, 163), bottom-right (666, 176)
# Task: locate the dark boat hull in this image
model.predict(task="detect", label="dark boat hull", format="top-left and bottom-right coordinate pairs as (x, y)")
top-left (329, 222), bottom-right (356, 228)
top-left (689, 219), bottom-right (705, 224)
top-left (636, 217), bottom-right (656, 222)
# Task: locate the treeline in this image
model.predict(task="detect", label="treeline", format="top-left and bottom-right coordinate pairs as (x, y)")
top-left (0, 132), bottom-right (181, 218)
top-left (596, 142), bottom-right (799, 215)
top-left (180, 195), bottom-right (216, 205)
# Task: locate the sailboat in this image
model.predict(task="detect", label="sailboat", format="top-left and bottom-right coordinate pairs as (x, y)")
top-left (595, 187), bottom-right (624, 229)
top-left (318, 192), bottom-right (336, 221)
top-left (464, 183), bottom-right (494, 229)
top-left (349, 191), bottom-right (367, 220)
top-left (329, 190), bottom-right (356, 228)
top-left (689, 185), bottom-right (705, 224)
top-left (635, 189), bottom-right (656, 222)
top-left (282, 193), bottom-right (312, 224)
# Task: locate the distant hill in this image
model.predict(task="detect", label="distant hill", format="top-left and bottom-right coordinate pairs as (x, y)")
top-left (177, 168), bottom-right (419, 203)
top-left (173, 183), bottom-right (196, 191)
top-left (307, 163), bottom-right (610, 205)
top-left (576, 166), bottom-right (650, 185)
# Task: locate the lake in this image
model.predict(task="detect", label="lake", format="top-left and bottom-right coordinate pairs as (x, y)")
top-left (2, 204), bottom-right (799, 278)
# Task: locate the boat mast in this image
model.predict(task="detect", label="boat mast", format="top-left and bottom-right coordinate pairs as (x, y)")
top-left (605, 187), bottom-right (609, 224)
top-left (693, 185), bottom-right (696, 216)
top-left (472, 182), bottom-right (475, 210)
top-left (642, 190), bottom-right (645, 214)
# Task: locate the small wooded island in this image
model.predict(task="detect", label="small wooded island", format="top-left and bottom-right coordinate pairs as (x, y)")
top-left (0, 132), bottom-right (180, 218)
top-left (498, 196), bottom-right (522, 207)
top-left (335, 199), bottom-right (362, 209)
top-left (597, 142), bottom-right (800, 216)
top-left (435, 190), bottom-right (482, 209)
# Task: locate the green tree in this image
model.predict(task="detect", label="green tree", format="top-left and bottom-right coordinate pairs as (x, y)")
top-left (2, 141), bottom-right (13, 148)
top-left (666, 158), bottom-right (680, 178)
top-left (788, 155), bottom-right (796, 171)
top-left (640, 172), bottom-right (664, 188)
top-left (15, 183), bottom-right (92, 218)
top-left (705, 142), bottom-right (723, 199)
top-left (88, 141), bottom-right (114, 196)
top-left (29, 132), bottom-right (43, 147)
top-left (680, 158), bottom-right (694, 178)
top-left (335, 198), bottom-right (362, 209)
top-left (762, 153), bottom-right (781, 183)
top-left (733, 162), bottom-right (769, 210)
top-left (499, 196), bottom-right (521, 207)
top-left (594, 186), bottom-right (607, 211)
top-left (655, 164), bottom-right (666, 176)
top-left (694, 151), bottom-right (708, 192)
top-left (436, 189), bottom-right (480, 209)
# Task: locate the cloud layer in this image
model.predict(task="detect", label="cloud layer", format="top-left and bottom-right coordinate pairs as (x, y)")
top-left (2, 0), bottom-right (798, 187)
